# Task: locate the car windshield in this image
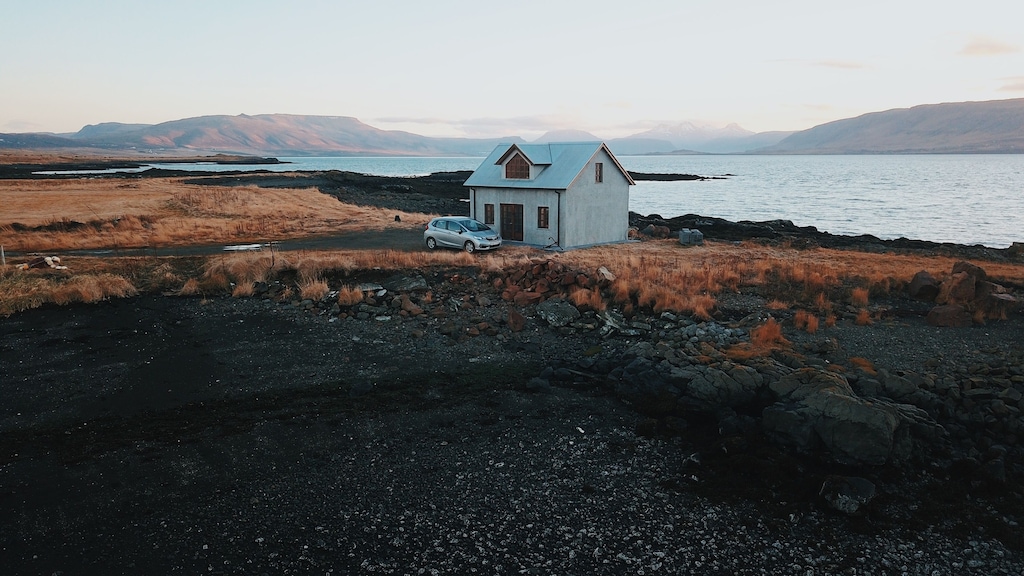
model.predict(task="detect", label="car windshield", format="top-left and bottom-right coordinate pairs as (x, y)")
top-left (459, 219), bottom-right (490, 232)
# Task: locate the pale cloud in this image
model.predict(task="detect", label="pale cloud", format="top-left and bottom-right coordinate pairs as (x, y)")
top-left (960, 37), bottom-right (1019, 56)
top-left (813, 60), bottom-right (866, 70)
top-left (373, 116), bottom-right (451, 126)
top-left (998, 77), bottom-right (1024, 92)
top-left (1, 120), bottom-right (47, 132)
top-left (602, 100), bottom-right (634, 110)
top-left (373, 115), bottom-right (590, 139)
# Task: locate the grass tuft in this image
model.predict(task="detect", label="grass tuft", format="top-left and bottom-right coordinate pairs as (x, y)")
top-left (337, 285), bottom-right (365, 306)
top-left (750, 317), bottom-right (789, 348)
top-left (854, 309), bottom-right (873, 326)
top-left (793, 310), bottom-right (819, 334)
top-left (850, 287), bottom-right (870, 307)
top-left (299, 277), bottom-right (329, 301)
top-left (850, 357), bottom-right (877, 375)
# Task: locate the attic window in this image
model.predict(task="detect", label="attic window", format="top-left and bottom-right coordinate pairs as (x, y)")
top-left (505, 153), bottom-right (530, 179)
top-left (595, 162), bottom-right (604, 183)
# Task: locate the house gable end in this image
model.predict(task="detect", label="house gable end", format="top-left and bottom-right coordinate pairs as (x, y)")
top-left (504, 152), bottom-right (531, 179)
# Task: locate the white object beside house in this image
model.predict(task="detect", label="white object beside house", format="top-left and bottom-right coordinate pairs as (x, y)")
top-left (464, 142), bottom-right (635, 249)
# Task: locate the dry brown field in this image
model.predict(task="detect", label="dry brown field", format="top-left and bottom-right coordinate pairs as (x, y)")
top-left (2, 170), bottom-right (1023, 319)
top-left (0, 176), bottom-right (431, 251)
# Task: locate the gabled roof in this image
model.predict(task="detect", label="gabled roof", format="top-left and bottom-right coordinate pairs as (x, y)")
top-left (464, 141), bottom-right (635, 189)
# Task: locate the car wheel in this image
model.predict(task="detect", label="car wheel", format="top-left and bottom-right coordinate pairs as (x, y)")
top-left (464, 241), bottom-right (475, 253)
top-left (426, 237), bottom-right (437, 250)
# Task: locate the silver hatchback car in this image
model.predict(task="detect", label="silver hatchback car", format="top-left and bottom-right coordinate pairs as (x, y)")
top-left (423, 217), bottom-right (502, 253)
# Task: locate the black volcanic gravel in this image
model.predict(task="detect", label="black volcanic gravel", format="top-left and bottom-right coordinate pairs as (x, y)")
top-left (2, 294), bottom-right (1022, 574)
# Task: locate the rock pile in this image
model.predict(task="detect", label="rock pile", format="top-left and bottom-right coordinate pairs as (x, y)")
top-left (911, 261), bottom-right (1020, 326)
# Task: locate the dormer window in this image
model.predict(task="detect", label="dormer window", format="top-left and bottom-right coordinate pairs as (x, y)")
top-left (505, 153), bottom-right (530, 179)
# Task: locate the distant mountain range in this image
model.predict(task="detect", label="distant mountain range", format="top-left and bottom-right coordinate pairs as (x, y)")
top-left (2, 98), bottom-right (1023, 156)
top-left (763, 98), bottom-right (1024, 154)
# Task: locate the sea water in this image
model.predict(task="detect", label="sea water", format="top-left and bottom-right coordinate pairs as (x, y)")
top-left (59, 154), bottom-right (1023, 248)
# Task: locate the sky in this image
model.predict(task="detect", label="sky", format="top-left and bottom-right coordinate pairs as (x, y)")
top-left (2, 0), bottom-right (1023, 140)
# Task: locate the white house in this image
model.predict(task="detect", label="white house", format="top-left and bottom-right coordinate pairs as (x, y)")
top-left (463, 142), bottom-right (635, 249)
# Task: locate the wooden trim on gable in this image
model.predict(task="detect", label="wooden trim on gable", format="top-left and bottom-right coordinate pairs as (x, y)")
top-left (496, 144), bottom-right (533, 166)
top-left (597, 143), bottom-right (635, 185)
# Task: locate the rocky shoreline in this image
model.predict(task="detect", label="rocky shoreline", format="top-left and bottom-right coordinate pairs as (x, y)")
top-left (3, 253), bottom-right (1022, 573)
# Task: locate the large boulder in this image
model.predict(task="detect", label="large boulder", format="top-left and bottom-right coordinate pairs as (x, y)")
top-left (684, 363), bottom-right (764, 407)
top-left (926, 304), bottom-right (972, 327)
top-left (907, 270), bottom-right (940, 302)
top-left (762, 368), bottom-right (913, 465)
top-left (935, 272), bottom-right (976, 305)
top-left (384, 274), bottom-right (429, 293)
top-left (819, 476), bottom-right (876, 515)
top-left (536, 298), bottom-right (581, 328)
top-left (975, 280), bottom-right (1019, 319)
top-left (641, 224), bottom-right (671, 238)
top-left (951, 261), bottom-right (987, 282)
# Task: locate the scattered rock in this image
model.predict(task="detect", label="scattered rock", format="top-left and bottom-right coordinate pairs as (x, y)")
top-left (507, 309), bottom-right (526, 332)
top-left (819, 476), bottom-right (876, 515)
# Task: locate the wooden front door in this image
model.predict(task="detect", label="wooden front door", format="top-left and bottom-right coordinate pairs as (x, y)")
top-left (500, 203), bottom-right (524, 241)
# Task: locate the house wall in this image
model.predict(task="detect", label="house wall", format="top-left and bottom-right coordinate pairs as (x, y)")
top-left (470, 188), bottom-right (561, 247)
top-left (561, 148), bottom-right (630, 247)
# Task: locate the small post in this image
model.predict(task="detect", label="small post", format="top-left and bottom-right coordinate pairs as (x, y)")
top-left (1, 245), bottom-right (5, 266)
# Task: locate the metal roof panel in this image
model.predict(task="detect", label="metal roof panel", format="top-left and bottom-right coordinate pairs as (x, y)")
top-left (464, 142), bottom-right (631, 189)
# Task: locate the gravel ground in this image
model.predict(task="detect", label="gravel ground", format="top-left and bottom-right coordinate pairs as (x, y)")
top-left (2, 294), bottom-right (1022, 574)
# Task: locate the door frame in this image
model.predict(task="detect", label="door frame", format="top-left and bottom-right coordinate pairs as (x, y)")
top-left (500, 203), bottom-right (524, 241)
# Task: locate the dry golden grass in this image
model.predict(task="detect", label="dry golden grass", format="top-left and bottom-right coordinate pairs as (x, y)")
top-left (855, 309), bottom-right (873, 326)
top-left (337, 285), bottom-right (365, 306)
top-left (299, 277), bottom-right (330, 301)
top-left (850, 357), bottom-right (877, 375)
top-left (850, 287), bottom-right (870, 307)
top-left (750, 317), bottom-right (789, 347)
top-left (6, 179), bottom-right (1024, 319)
top-left (179, 278), bottom-right (201, 296)
top-left (793, 310), bottom-right (820, 334)
top-left (0, 177), bottom-right (431, 251)
top-left (231, 282), bottom-right (255, 298)
top-left (724, 317), bottom-right (791, 361)
top-left (0, 264), bottom-right (138, 315)
top-left (568, 286), bottom-right (606, 311)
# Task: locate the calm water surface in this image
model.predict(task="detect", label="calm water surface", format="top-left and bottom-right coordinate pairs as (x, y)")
top-left (621, 155), bottom-right (1024, 248)
top-left (61, 154), bottom-right (1022, 248)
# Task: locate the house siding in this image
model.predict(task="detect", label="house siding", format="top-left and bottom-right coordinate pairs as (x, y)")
top-left (561, 148), bottom-right (630, 247)
top-left (470, 188), bottom-right (561, 246)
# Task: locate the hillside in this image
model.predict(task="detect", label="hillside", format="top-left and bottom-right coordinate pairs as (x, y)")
top-left (763, 98), bottom-right (1024, 154)
top-left (5, 114), bottom-right (522, 157)
top-left (626, 122), bottom-right (791, 153)
top-left (4, 99), bottom-right (1024, 156)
